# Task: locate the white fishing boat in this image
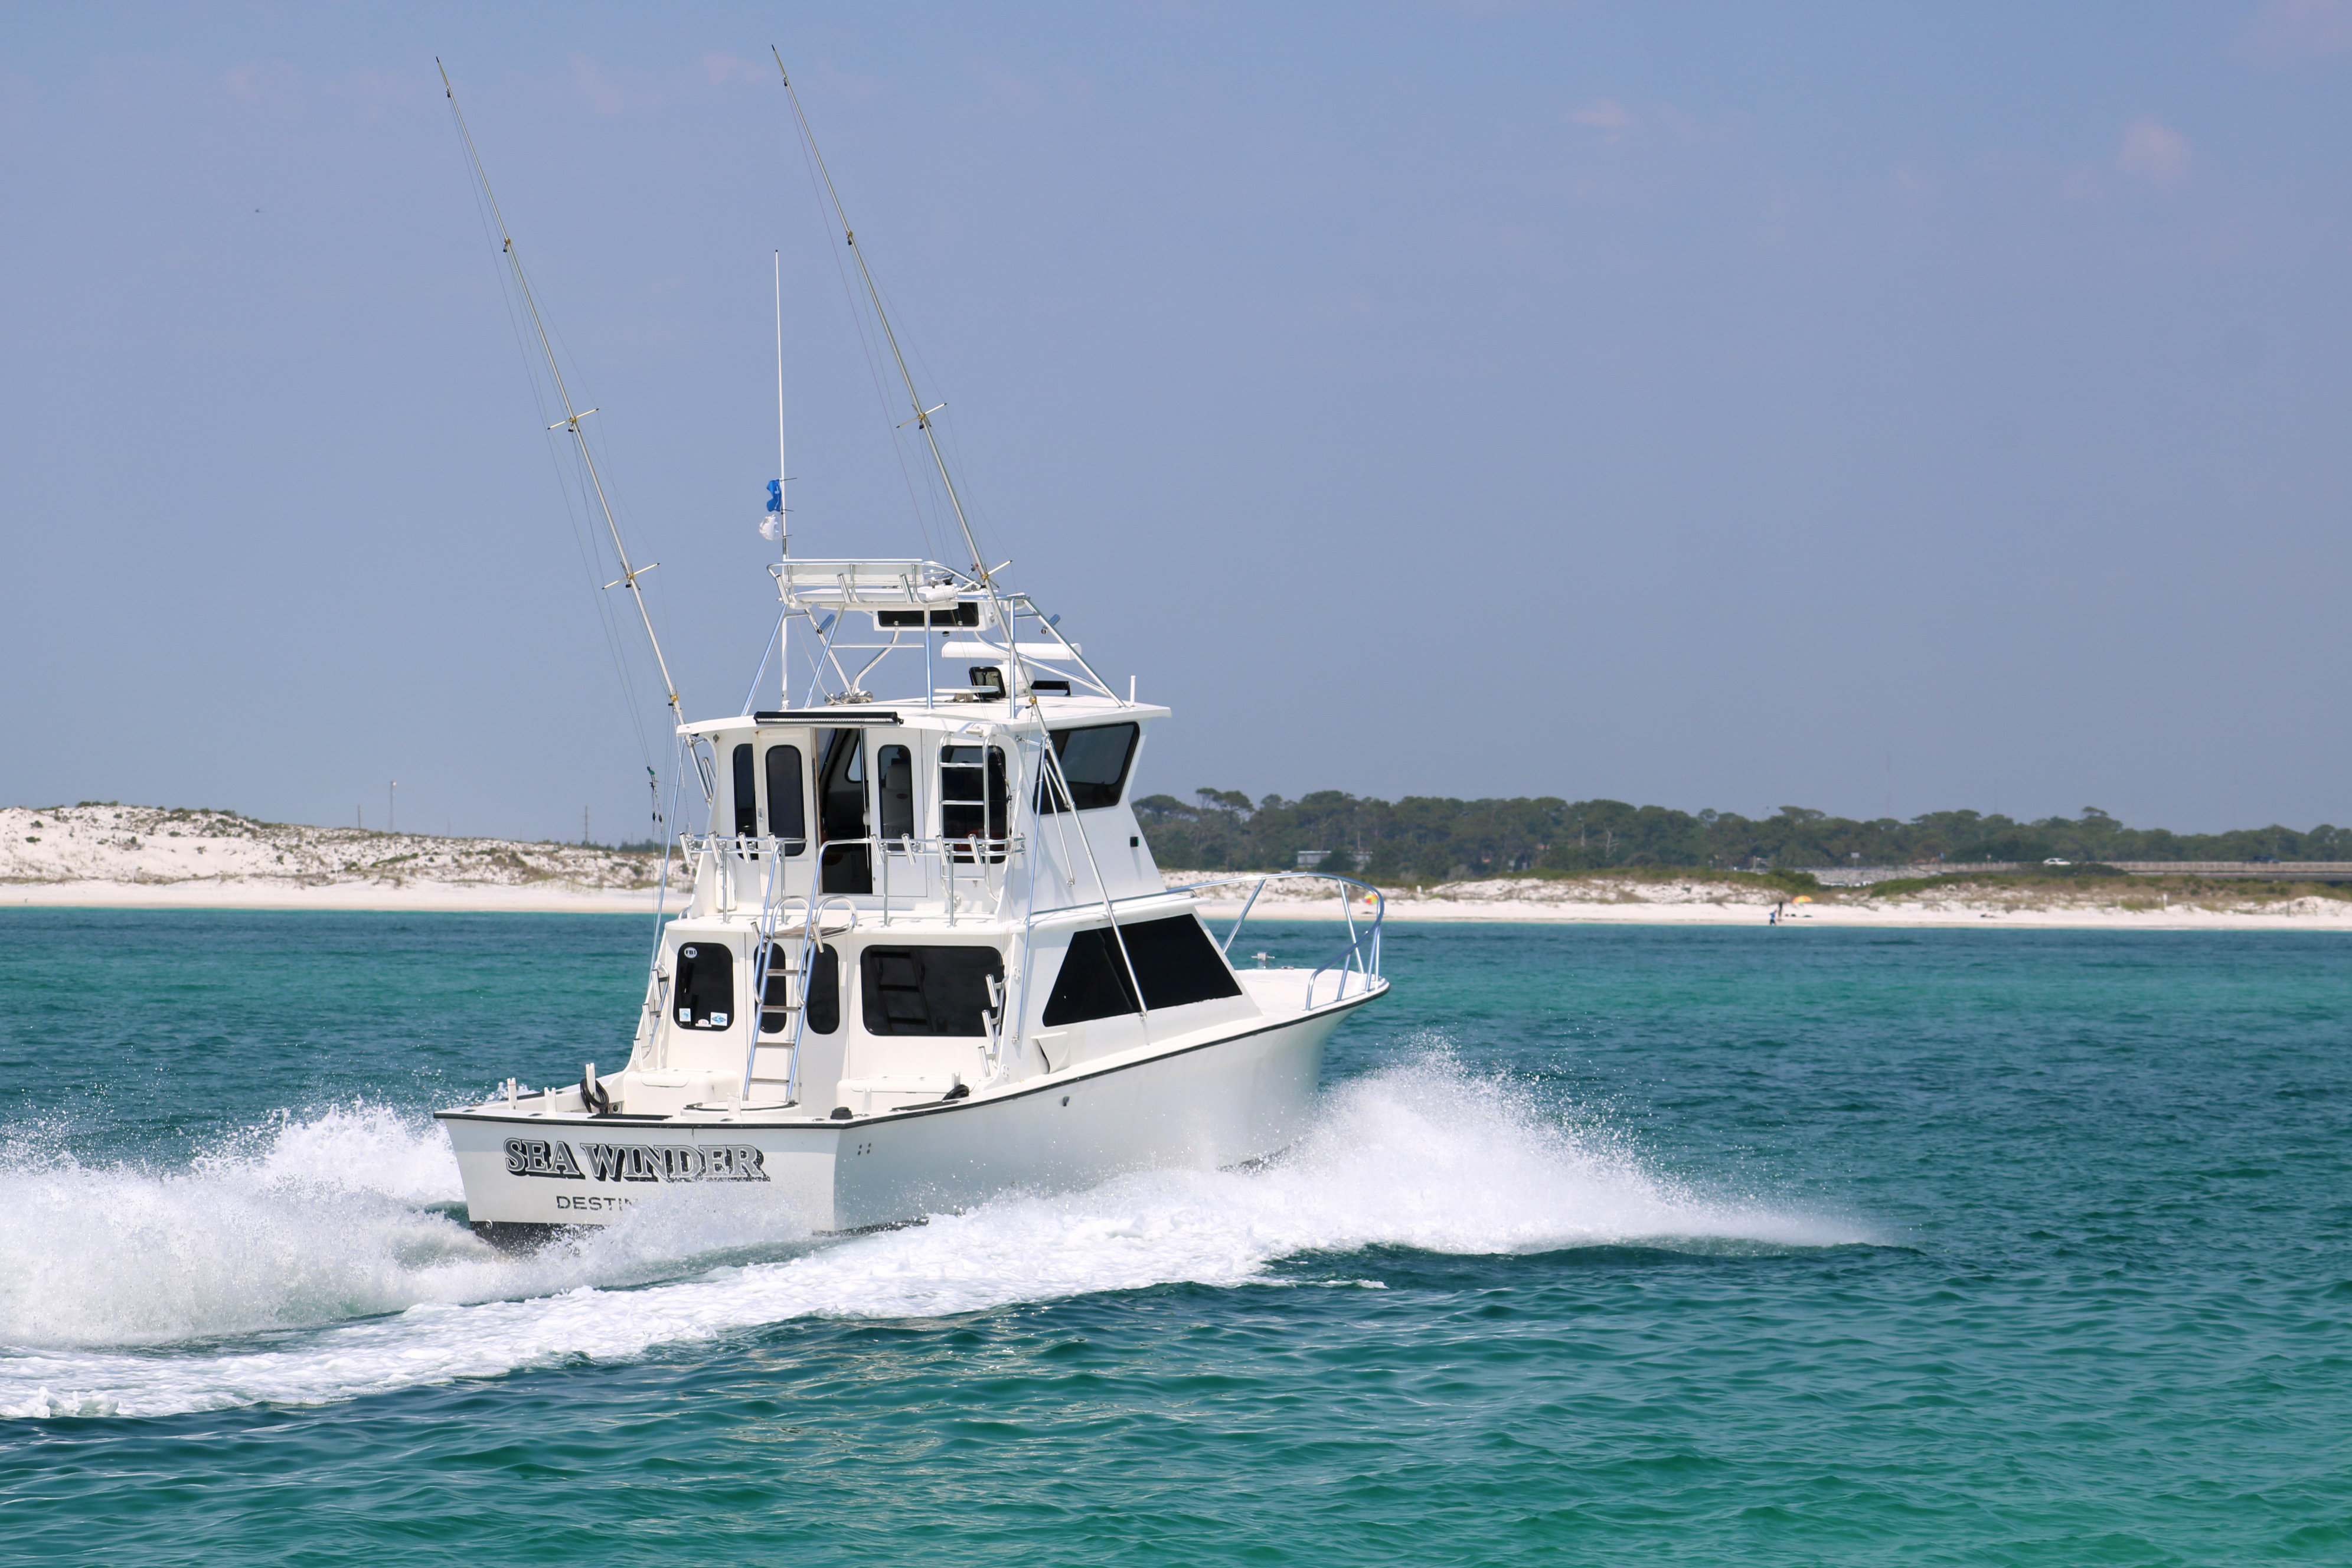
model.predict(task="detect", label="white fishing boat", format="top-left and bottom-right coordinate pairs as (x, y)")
top-left (433, 61), bottom-right (1386, 1243)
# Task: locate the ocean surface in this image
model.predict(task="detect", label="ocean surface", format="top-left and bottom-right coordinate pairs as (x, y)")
top-left (0, 910), bottom-right (2345, 1565)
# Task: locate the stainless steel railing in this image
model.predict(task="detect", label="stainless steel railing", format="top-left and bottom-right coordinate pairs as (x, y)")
top-left (1172, 871), bottom-right (1386, 1009)
top-left (685, 832), bottom-right (1027, 927)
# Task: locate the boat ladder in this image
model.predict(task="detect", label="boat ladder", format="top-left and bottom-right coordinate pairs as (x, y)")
top-left (741, 856), bottom-right (857, 1105)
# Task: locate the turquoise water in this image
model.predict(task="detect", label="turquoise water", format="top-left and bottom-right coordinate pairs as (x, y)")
top-left (1, 912), bottom-right (2347, 1564)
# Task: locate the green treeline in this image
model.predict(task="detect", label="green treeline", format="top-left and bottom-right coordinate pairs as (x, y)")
top-left (1133, 792), bottom-right (2352, 878)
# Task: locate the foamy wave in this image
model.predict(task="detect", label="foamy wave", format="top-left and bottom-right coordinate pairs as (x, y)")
top-left (0, 1063), bottom-right (1867, 1418)
top-left (210, 1102), bottom-right (468, 1203)
top-left (0, 1105), bottom-right (805, 1355)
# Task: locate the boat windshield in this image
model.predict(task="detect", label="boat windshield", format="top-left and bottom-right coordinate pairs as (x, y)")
top-left (1039, 723), bottom-right (1138, 812)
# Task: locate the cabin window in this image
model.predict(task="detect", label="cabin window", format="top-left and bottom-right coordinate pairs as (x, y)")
top-left (1037, 723), bottom-right (1139, 812)
top-left (1041, 915), bottom-right (1241, 1026)
top-left (762, 942), bottom-right (838, 1035)
top-left (674, 943), bottom-right (735, 1031)
top-left (731, 744), bottom-right (759, 840)
top-left (806, 944), bottom-right (841, 1034)
top-left (1041, 927), bottom-right (1138, 1026)
top-left (940, 744), bottom-right (1008, 863)
top-left (859, 945), bottom-right (1005, 1037)
top-left (818, 729), bottom-right (871, 894)
top-left (764, 744), bottom-right (806, 854)
top-left (1123, 914), bottom-right (1246, 1008)
top-left (876, 744), bottom-right (915, 845)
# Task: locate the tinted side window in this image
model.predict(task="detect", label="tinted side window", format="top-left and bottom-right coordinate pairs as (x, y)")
top-left (1122, 914), bottom-right (1245, 1008)
top-left (876, 744), bottom-right (914, 843)
top-left (877, 602), bottom-right (979, 629)
top-left (763, 942), bottom-right (838, 1034)
top-left (674, 943), bottom-right (734, 1030)
top-left (1041, 926), bottom-right (1141, 1026)
top-left (859, 945), bottom-right (1005, 1037)
top-left (1040, 916), bottom-right (1241, 1025)
top-left (1038, 724), bottom-right (1139, 811)
top-left (731, 744), bottom-right (759, 839)
top-left (764, 744), bottom-right (806, 854)
top-left (806, 944), bottom-right (841, 1035)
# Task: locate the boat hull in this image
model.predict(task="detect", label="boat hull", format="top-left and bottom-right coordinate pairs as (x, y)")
top-left (438, 996), bottom-right (1368, 1236)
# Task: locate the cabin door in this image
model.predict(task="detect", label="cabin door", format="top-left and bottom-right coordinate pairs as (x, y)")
top-left (817, 729), bottom-right (873, 894)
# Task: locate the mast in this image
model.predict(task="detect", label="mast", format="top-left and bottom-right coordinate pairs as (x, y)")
top-left (438, 60), bottom-right (685, 726)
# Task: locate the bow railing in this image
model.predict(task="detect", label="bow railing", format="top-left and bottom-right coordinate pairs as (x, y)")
top-left (1171, 871), bottom-right (1386, 1009)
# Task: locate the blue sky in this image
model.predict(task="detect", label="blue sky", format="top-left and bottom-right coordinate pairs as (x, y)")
top-left (4, 3), bottom-right (2349, 841)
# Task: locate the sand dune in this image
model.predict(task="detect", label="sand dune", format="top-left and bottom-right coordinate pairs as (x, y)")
top-left (1, 805), bottom-right (667, 912)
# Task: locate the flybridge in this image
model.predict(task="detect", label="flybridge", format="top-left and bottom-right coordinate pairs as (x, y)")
top-left (756, 557), bottom-right (1121, 715)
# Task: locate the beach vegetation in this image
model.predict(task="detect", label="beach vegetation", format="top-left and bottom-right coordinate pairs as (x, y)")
top-left (1853, 870), bottom-right (2352, 902)
top-left (1135, 793), bottom-right (2352, 877)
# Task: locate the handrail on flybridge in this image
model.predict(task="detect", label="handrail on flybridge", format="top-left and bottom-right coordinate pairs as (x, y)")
top-left (689, 832), bottom-right (1026, 930)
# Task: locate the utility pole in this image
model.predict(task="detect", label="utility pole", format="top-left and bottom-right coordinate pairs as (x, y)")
top-left (390, 781), bottom-right (398, 835)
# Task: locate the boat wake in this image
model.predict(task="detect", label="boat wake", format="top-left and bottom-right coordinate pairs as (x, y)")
top-left (0, 1060), bottom-right (1867, 1419)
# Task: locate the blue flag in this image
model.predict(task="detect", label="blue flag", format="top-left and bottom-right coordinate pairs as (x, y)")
top-left (766, 479), bottom-right (782, 514)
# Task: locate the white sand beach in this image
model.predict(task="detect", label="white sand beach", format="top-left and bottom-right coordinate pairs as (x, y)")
top-left (7, 805), bottom-right (2350, 930)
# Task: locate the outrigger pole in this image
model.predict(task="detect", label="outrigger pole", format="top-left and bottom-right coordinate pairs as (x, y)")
top-left (770, 51), bottom-right (1020, 668)
top-left (439, 59), bottom-right (687, 728)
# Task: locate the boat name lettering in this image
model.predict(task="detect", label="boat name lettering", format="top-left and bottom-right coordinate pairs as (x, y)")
top-left (580, 1142), bottom-right (771, 1184)
top-left (503, 1138), bottom-right (586, 1180)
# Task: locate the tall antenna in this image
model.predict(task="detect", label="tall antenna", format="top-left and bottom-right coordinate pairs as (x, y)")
top-left (769, 249), bottom-right (789, 558)
top-left (437, 59), bottom-right (685, 725)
